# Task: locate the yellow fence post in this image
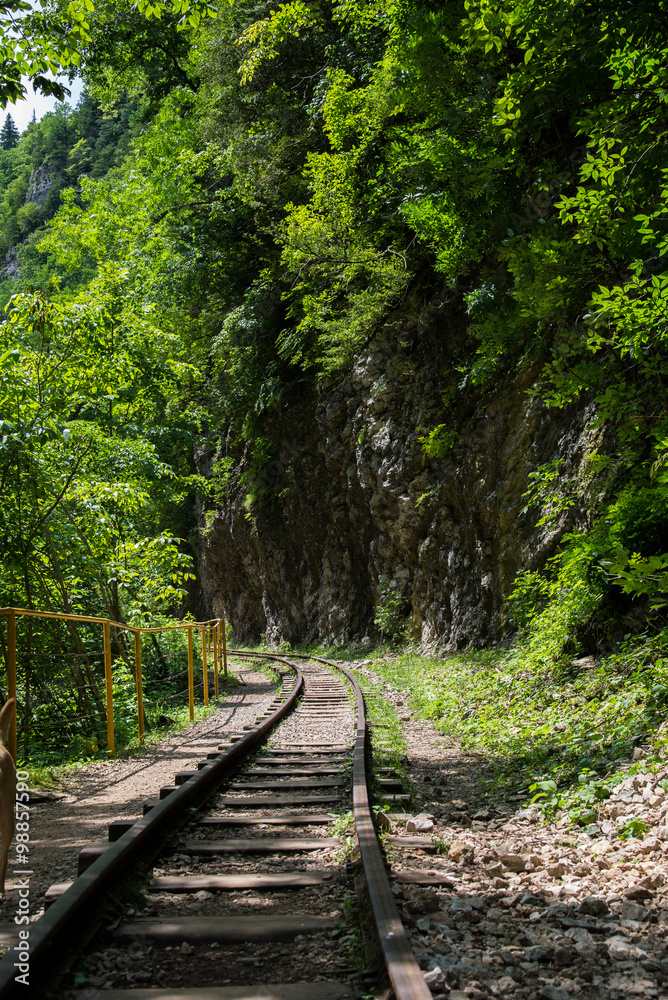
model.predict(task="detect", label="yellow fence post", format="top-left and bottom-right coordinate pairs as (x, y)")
top-left (134, 630), bottom-right (144, 745)
top-left (103, 621), bottom-right (114, 756)
top-left (6, 611), bottom-right (17, 762)
top-left (201, 626), bottom-right (209, 706)
top-left (2, 608), bottom-right (227, 750)
top-left (213, 622), bottom-right (219, 699)
top-left (187, 627), bottom-right (194, 722)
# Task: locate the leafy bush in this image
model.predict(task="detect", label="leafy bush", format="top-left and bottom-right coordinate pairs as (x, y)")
top-left (374, 576), bottom-right (407, 643)
top-left (618, 817), bottom-right (649, 841)
top-left (507, 570), bottom-right (552, 632)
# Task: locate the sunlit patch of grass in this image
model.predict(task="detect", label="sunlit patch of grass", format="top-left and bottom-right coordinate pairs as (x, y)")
top-left (349, 637), bottom-right (668, 812)
top-left (181, 635), bottom-right (668, 824)
top-left (16, 763), bottom-right (61, 790)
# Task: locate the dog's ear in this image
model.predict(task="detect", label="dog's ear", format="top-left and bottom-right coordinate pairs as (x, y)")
top-left (0, 699), bottom-right (15, 746)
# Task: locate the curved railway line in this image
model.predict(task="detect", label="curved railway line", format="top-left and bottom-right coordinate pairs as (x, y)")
top-left (0, 651), bottom-right (433, 1000)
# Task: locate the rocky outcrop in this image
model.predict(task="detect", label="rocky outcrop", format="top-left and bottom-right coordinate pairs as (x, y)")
top-left (0, 165), bottom-right (57, 281)
top-left (196, 294), bottom-right (598, 649)
top-left (1, 246), bottom-right (19, 280)
top-left (25, 162), bottom-right (56, 204)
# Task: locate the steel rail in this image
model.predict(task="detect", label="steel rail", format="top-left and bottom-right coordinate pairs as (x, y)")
top-left (229, 648), bottom-right (432, 1000)
top-left (0, 656), bottom-right (303, 999)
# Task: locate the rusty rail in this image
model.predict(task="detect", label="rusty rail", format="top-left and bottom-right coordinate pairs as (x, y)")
top-left (0, 645), bottom-right (430, 1000)
top-left (230, 649), bottom-right (432, 1000)
top-left (0, 656), bottom-right (303, 999)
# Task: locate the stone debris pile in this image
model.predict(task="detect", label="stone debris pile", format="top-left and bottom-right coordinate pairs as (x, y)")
top-left (390, 800), bottom-right (668, 1000)
top-left (376, 680), bottom-right (668, 1000)
top-left (597, 771), bottom-right (668, 839)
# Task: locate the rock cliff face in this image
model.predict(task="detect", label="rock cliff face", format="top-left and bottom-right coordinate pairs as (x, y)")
top-left (196, 293), bottom-right (596, 649)
top-left (0, 165), bottom-right (57, 282)
top-left (25, 163), bottom-right (56, 204)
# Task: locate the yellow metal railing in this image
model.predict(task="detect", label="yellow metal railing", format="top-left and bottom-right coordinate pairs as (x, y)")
top-left (0, 606), bottom-right (229, 762)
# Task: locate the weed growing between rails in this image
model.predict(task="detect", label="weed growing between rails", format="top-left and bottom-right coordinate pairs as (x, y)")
top-left (345, 664), bottom-right (407, 791)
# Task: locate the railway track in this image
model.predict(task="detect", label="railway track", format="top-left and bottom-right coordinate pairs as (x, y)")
top-left (0, 652), bottom-right (432, 1000)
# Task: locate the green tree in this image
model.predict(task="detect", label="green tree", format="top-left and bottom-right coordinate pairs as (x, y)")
top-left (0, 0), bottom-right (215, 106)
top-left (0, 114), bottom-right (19, 149)
top-left (0, 267), bottom-right (198, 615)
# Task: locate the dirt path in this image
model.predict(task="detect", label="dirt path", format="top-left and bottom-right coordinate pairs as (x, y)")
top-left (367, 667), bottom-right (668, 1000)
top-left (0, 665), bottom-right (276, 928)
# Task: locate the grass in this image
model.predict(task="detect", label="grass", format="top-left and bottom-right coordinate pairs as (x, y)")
top-left (228, 651), bottom-right (282, 686)
top-left (289, 629), bottom-right (668, 825)
top-left (18, 763), bottom-right (62, 790)
top-left (345, 662), bottom-right (407, 799)
top-left (378, 640), bottom-right (668, 794)
top-left (183, 633), bottom-right (668, 827)
top-left (20, 674), bottom-right (242, 783)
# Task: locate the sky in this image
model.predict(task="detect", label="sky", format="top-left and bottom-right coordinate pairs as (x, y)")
top-left (4, 76), bottom-right (84, 134)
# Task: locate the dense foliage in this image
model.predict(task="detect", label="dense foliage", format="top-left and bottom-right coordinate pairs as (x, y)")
top-left (0, 0), bottom-right (216, 104)
top-left (0, 97), bottom-right (204, 759)
top-left (0, 95), bottom-right (136, 275)
top-left (1, 0), bottom-right (668, 763)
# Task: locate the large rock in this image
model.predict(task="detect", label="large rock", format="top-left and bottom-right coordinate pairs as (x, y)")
top-left (25, 163), bottom-right (56, 203)
top-left (406, 814), bottom-right (435, 833)
top-left (449, 839), bottom-right (475, 864)
top-left (499, 853), bottom-right (527, 873)
top-left (196, 293), bottom-right (598, 648)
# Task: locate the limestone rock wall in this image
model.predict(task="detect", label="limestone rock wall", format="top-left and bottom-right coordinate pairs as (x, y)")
top-left (25, 163), bottom-right (56, 204)
top-left (196, 298), bottom-right (596, 649)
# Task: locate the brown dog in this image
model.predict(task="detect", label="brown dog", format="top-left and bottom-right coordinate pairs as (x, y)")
top-left (0, 699), bottom-right (16, 895)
